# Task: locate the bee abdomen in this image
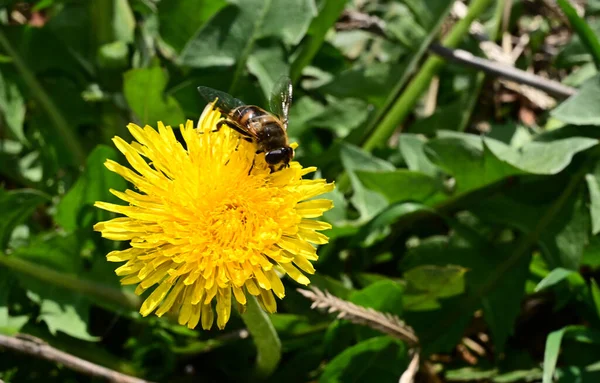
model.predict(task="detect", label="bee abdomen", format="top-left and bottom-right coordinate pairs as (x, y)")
top-left (234, 106), bottom-right (267, 126)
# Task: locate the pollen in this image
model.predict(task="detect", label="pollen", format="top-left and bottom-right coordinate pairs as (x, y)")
top-left (94, 102), bottom-right (334, 330)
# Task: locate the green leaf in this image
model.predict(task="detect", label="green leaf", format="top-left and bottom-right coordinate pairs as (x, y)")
top-left (0, 189), bottom-right (49, 250)
top-left (247, 42), bottom-right (290, 100)
top-left (591, 279), bottom-right (600, 320)
top-left (0, 68), bottom-right (26, 143)
top-left (557, 0), bottom-right (600, 68)
top-left (258, 0), bottom-right (317, 45)
top-left (290, 0), bottom-right (350, 82)
top-left (355, 169), bottom-right (440, 204)
top-left (355, 202), bottom-right (433, 247)
top-left (306, 97), bottom-right (370, 137)
top-left (342, 281), bottom-right (406, 353)
top-left (586, 172), bottom-right (600, 235)
top-left (425, 135), bottom-right (520, 194)
top-left (123, 64), bottom-right (185, 127)
top-left (403, 265), bottom-right (467, 311)
top-left (158, 0), bottom-right (227, 53)
top-left (27, 290), bottom-right (98, 341)
top-left (399, 134), bottom-right (442, 177)
top-left (535, 268), bottom-right (577, 292)
top-left (472, 188), bottom-right (590, 270)
top-left (54, 145), bottom-right (127, 231)
top-left (340, 143), bottom-right (394, 222)
top-left (542, 326), bottom-right (600, 383)
top-left (178, 0), bottom-right (268, 68)
top-left (241, 295), bottom-right (281, 379)
top-left (319, 63), bottom-right (401, 108)
top-left (427, 132), bottom-right (597, 196)
top-left (112, 0), bottom-right (136, 43)
top-left (319, 336), bottom-right (407, 383)
top-left (350, 280), bottom-right (404, 317)
top-left (552, 75), bottom-right (600, 125)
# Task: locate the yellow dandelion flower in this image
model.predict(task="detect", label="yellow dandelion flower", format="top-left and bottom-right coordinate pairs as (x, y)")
top-left (94, 102), bottom-right (334, 330)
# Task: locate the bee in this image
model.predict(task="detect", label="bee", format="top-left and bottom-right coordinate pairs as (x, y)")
top-left (197, 77), bottom-right (294, 173)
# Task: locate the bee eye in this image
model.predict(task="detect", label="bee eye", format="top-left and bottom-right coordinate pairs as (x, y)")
top-left (265, 149), bottom-right (286, 165)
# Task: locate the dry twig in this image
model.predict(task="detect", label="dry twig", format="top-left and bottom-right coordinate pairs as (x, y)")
top-left (0, 334), bottom-right (153, 383)
top-left (335, 7), bottom-right (576, 100)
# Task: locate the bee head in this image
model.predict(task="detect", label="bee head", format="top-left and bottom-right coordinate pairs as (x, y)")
top-left (265, 147), bottom-right (294, 167)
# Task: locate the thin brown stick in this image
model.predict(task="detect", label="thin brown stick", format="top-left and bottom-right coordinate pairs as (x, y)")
top-left (0, 334), bottom-right (153, 383)
top-left (335, 9), bottom-right (577, 99)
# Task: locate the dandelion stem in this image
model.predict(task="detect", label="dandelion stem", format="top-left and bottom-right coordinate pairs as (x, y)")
top-left (0, 29), bottom-right (86, 164)
top-left (241, 295), bottom-right (281, 380)
top-left (0, 253), bottom-right (140, 311)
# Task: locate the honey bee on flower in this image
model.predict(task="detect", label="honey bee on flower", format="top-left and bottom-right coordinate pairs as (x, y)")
top-left (93, 90), bottom-right (334, 330)
top-left (197, 76), bottom-right (294, 174)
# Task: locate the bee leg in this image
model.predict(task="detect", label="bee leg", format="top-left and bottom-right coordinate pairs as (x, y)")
top-left (247, 149), bottom-right (264, 175)
top-left (248, 157), bottom-right (256, 175)
top-left (235, 137), bottom-right (253, 152)
top-left (215, 120), bottom-right (255, 140)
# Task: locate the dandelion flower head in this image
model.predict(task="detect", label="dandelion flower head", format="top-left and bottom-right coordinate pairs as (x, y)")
top-left (94, 102), bottom-right (334, 330)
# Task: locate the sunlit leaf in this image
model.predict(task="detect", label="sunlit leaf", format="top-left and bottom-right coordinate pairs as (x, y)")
top-left (123, 64), bottom-right (185, 127)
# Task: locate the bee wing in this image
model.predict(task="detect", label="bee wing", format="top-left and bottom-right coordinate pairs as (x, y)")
top-left (197, 86), bottom-right (246, 113)
top-left (269, 76), bottom-right (293, 130)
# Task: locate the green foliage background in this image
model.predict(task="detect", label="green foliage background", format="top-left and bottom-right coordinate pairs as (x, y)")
top-left (1, 0), bottom-right (600, 382)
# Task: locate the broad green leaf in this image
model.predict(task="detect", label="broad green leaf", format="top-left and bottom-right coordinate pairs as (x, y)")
top-left (402, 231), bottom-right (530, 353)
top-left (319, 336), bottom-right (407, 383)
top-left (0, 69), bottom-right (26, 143)
top-left (398, 134), bottom-right (441, 177)
top-left (123, 64), bottom-right (185, 127)
top-left (258, 0), bottom-right (317, 45)
top-left (552, 75), bottom-right (600, 125)
top-left (287, 95), bottom-right (326, 137)
top-left (493, 138), bottom-right (597, 175)
top-left (355, 169), bottom-right (440, 204)
top-left (425, 135), bottom-right (521, 194)
top-left (319, 63), bottom-right (401, 108)
top-left (27, 290), bottom-right (98, 341)
top-left (158, 0), bottom-right (227, 53)
top-left (0, 189), bottom-right (49, 250)
top-left (472, 189), bottom-right (590, 270)
top-left (340, 143), bottom-right (394, 222)
top-left (355, 202), bottom-right (433, 247)
top-left (247, 42), bottom-right (290, 100)
top-left (178, 0), bottom-right (268, 68)
top-left (54, 145), bottom-right (127, 231)
top-left (305, 97), bottom-right (370, 137)
top-left (427, 132), bottom-right (597, 196)
top-left (403, 265), bottom-right (467, 311)
top-left (350, 280), bottom-right (404, 317)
